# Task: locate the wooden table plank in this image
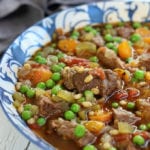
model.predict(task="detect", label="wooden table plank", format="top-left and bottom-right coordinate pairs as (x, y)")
top-left (0, 106), bottom-right (40, 150)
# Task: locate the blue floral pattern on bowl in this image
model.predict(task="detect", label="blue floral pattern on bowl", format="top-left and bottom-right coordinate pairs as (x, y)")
top-left (0, 1), bottom-right (150, 150)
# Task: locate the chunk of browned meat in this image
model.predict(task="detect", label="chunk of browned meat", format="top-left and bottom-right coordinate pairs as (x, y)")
top-left (114, 134), bottom-right (139, 150)
top-left (114, 134), bottom-right (132, 150)
top-left (62, 67), bottom-right (122, 97)
top-left (49, 119), bottom-right (96, 147)
top-left (139, 53), bottom-right (150, 71)
top-left (92, 34), bottom-right (104, 47)
top-left (102, 69), bottom-right (122, 96)
top-left (127, 142), bottom-right (139, 150)
top-left (35, 95), bottom-right (69, 118)
top-left (62, 67), bottom-right (77, 90)
top-left (97, 47), bottom-right (125, 69)
top-left (73, 71), bottom-right (103, 93)
top-left (116, 26), bottom-right (134, 39)
top-left (136, 98), bottom-right (150, 123)
top-left (113, 107), bottom-right (140, 125)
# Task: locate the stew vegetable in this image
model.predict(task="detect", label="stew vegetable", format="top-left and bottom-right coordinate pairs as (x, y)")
top-left (13, 22), bottom-right (150, 150)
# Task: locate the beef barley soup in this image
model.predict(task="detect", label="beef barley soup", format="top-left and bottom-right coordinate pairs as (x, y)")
top-left (13, 22), bottom-right (150, 150)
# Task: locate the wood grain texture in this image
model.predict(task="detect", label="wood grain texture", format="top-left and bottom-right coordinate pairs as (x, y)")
top-left (0, 107), bottom-right (40, 150)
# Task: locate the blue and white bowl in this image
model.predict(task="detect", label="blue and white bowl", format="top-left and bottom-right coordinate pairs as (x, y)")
top-left (0, 1), bottom-right (150, 149)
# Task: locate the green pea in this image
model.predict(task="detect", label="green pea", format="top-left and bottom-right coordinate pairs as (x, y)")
top-left (112, 102), bottom-right (119, 108)
top-left (131, 77), bottom-right (138, 83)
top-left (106, 42), bottom-right (114, 49)
top-left (126, 57), bottom-right (133, 63)
top-left (51, 43), bottom-right (56, 48)
top-left (36, 82), bottom-right (46, 89)
top-left (57, 52), bottom-right (65, 60)
top-left (89, 56), bottom-right (99, 63)
top-left (127, 102), bottom-right (135, 109)
top-left (24, 104), bottom-right (32, 111)
top-left (74, 124), bottom-right (86, 138)
top-left (104, 34), bottom-right (113, 42)
top-left (64, 110), bottom-right (75, 120)
top-left (112, 46), bottom-right (118, 54)
top-left (118, 22), bottom-right (124, 26)
top-left (36, 117), bottom-right (46, 126)
top-left (130, 33), bottom-right (141, 43)
top-left (105, 24), bottom-right (113, 29)
top-left (35, 51), bottom-right (43, 56)
top-left (83, 144), bottom-right (97, 150)
top-left (46, 79), bottom-right (55, 89)
top-left (78, 97), bottom-right (86, 103)
top-left (21, 110), bottom-right (32, 121)
top-left (139, 124), bottom-right (148, 131)
top-left (147, 123), bottom-right (150, 129)
top-left (34, 55), bottom-right (47, 64)
top-left (133, 135), bottom-right (145, 146)
top-left (70, 103), bottom-right (80, 113)
top-left (71, 35), bottom-right (78, 39)
top-left (90, 29), bottom-right (97, 35)
top-left (19, 85), bottom-right (29, 94)
top-left (133, 22), bottom-right (142, 29)
top-left (26, 88), bottom-right (35, 98)
top-left (84, 90), bottom-right (94, 101)
top-left (58, 62), bottom-right (66, 68)
top-left (84, 26), bottom-right (93, 32)
top-left (51, 64), bottom-right (63, 72)
top-left (49, 55), bottom-right (58, 63)
top-left (113, 37), bottom-right (122, 43)
top-left (72, 31), bottom-right (80, 36)
top-left (128, 41), bottom-right (133, 46)
top-left (134, 70), bottom-right (145, 80)
top-left (51, 85), bottom-right (62, 95)
top-left (51, 72), bottom-right (61, 81)
top-left (71, 31), bottom-right (80, 39)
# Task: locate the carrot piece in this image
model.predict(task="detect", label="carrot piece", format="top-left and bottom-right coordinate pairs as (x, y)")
top-left (84, 121), bottom-right (104, 134)
top-left (135, 48), bottom-right (145, 55)
top-left (27, 68), bottom-right (52, 85)
top-left (145, 72), bottom-right (150, 82)
top-left (144, 37), bottom-right (150, 44)
top-left (89, 112), bottom-right (112, 122)
top-left (118, 41), bottom-right (132, 60)
top-left (136, 27), bottom-right (150, 37)
top-left (58, 39), bottom-right (77, 52)
top-left (114, 68), bottom-right (125, 78)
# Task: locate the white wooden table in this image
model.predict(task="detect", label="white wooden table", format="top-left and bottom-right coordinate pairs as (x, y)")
top-left (0, 106), bottom-right (41, 150)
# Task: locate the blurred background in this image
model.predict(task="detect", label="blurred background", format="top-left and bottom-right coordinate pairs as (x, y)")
top-left (0, 0), bottom-right (110, 56)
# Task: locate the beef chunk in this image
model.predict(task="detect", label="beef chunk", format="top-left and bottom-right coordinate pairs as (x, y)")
top-left (136, 98), bottom-right (150, 123)
top-left (113, 107), bottom-right (140, 125)
top-left (102, 69), bottom-right (122, 96)
top-left (73, 71), bottom-right (103, 93)
top-left (62, 67), bottom-right (122, 97)
top-left (92, 34), bottom-right (104, 47)
top-left (35, 95), bottom-right (69, 118)
top-left (97, 47), bottom-right (125, 69)
top-left (49, 119), bottom-right (96, 147)
top-left (127, 142), bottom-right (139, 150)
top-left (62, 67), bottom-right (77, 90)
top-left (139, 53), bottom-right (150, 71)
top-left (114, 134), bottom-right (139, 150)
top-left (114, 134), bottom-right (132, 150)
top-left (116, 26), bottom-right (134, 39)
